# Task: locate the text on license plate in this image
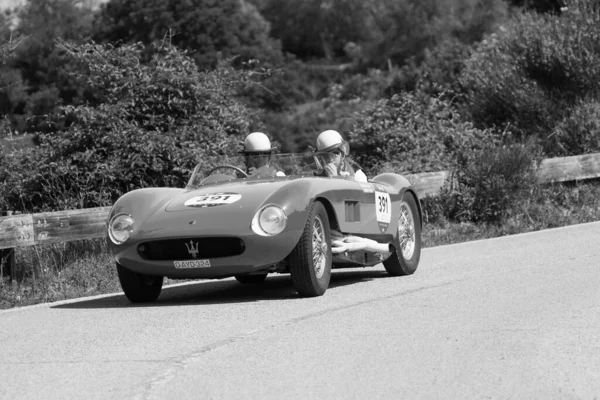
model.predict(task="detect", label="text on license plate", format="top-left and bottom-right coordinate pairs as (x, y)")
top-left (174, 259), bottom-right (211, 269)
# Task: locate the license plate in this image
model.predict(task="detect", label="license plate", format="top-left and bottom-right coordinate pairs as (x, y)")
top-left (174, 259), bottom-right (211, 269)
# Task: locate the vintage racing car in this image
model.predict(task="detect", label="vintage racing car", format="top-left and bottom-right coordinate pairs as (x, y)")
top-left (107, 153), bottom-right (422, 302)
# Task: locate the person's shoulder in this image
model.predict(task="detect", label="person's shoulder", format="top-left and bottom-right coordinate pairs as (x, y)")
top-left (354, 169), bottom-right (368, 182)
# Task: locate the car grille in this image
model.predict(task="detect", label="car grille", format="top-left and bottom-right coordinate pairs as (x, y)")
top-left (137, 237), bottom-right (245, 261)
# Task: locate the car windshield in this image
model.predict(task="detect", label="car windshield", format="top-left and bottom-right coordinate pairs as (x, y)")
top-left (185, 152), bottom-right (364, 189)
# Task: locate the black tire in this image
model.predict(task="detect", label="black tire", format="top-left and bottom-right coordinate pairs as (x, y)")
top-left (289, 201), bottom-right (332, 297)
top-left (234, 273), bottom-right (268, 284)
top-left (116, 263), bottom-right (164, 303)
top-left (383, 192), bottom-right (422, 276)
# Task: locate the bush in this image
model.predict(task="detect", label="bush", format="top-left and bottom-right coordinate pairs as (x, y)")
top-left (460, 27), bottom-right (556, 138)
top-left (92, 0), bottom-right (282, 70)
top-left (546, 99), bottom-right (600, 156)
top-left (347, 92), bottom-right (494, 175)
top-left (385, 38), bottom-right (474, 97)
top-left (259, 97), bottom-right (365, 152)
top-left (433, 139), bottom-right (541, 223)
top-left (240, 59), bottom-right (344, 112)
top-left (0, 41), bottom-right (253, 212)
top-left (460, 1), bottom-right (600, 147)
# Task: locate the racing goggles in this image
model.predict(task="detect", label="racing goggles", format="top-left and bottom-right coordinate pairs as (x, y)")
top-left (245, 152), bottom-right (272, 167)
top-left (318, 149), bottom-right (343, 162)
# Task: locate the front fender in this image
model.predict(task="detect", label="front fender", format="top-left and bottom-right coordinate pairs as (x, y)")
top-left (108, 187), bottom-right (185, 232)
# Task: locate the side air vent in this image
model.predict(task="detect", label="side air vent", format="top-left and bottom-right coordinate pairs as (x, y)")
top-left (345, 201), bottom-right (360, 222)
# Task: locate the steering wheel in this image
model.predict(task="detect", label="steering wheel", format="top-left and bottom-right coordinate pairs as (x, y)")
top-left (207, 165), bottom-right (248, 178)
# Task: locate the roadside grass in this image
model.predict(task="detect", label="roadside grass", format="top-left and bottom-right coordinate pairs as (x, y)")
top-left (423, 180), bottom-right (600, 247)
top-left (1, 180), bottom-right (599, 310)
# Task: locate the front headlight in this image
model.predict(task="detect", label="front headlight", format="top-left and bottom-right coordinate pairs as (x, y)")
top-left (108, 214), bottom-right (135, 244)
top-left (251, 205), bottom-right (287, 236)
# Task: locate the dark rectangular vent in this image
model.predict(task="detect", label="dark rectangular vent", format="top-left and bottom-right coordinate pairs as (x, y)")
top-left (345, 201), bottom-right (360, 222)
top-left (138, 237), bottom-right (245, 261)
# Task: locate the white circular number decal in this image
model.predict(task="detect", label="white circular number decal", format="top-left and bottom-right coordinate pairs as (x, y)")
top-left (185, 193), bottom-right (242, 208)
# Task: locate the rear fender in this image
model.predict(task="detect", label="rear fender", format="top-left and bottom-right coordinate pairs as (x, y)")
top-left (372, 173), bottom-right (423, 228)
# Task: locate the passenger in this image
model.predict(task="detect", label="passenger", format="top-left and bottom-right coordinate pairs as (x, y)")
top-left (240, 132), bottom-right (285, 177)
top-left (315, 130), bottom-right (367, 181)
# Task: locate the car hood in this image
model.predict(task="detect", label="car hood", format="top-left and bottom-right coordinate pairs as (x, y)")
top-left (164, 178), bottom-right (292, 212)
top-left (128, 178), bottom-right (309, 239)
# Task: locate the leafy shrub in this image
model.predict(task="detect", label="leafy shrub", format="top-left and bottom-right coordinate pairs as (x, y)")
top-left (385, 38), bottom-right (474, 97)
top-left (546, 99), bottom-right (600, 156)
top-left (434, 139), bottom-right (541, 223)
top-left (3, 0), bottom-right (96, 133)
top-left (1, 41), bottom-right (252, 212)
top-left (459, 27), bottom-right (556, 138)
top-left (93, 0), bottom-right (282, 70)
top-left (461, 1), bottom-right (600, 147)
top-left (331, 69), bottom-right (393, 101)
top-left (347, 92), bottom-right (493, 175)
top-left (259, 97), bottom-right (365, 152)
top-left (240, 59), bottom-right (345, 112)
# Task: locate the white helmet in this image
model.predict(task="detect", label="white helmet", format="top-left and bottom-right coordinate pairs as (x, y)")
top-left (316, 130), bottom-right (349, 156)
top-left (241, 132), bottom-right (276, 154)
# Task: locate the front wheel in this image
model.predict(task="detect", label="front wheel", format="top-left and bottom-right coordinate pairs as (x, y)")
top-left (383, 192), bottom-right (421, 276)
top-left (289, 201), bottom-right (332, 297)
top-left (116, 263), bottom-right (164, 303)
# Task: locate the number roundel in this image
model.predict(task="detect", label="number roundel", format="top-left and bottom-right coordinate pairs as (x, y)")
top-left (184, 193), bottom-right (242, 208)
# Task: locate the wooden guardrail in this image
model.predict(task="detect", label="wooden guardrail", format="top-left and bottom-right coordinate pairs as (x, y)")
top-left (0, 152), bottom-right (599, 256)
top-left (405, 152), bottom-right (600, 197)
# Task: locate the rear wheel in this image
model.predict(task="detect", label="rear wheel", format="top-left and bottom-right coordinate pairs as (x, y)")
top-left (235, 273), bottom-right (268, 284)
top-left (289, 201), bottom-right (332, 297)
top-left (116, 263), bottom-right (163, 303)
top-left (383, 192), bottom-right (421, 276)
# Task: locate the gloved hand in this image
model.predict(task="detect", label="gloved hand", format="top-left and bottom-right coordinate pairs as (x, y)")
top-left (324, 163), bottom-right (338, 177)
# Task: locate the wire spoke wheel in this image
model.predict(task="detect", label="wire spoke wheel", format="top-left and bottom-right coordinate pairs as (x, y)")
top-left (312, 216), bottom-right (327, 279)
top-left (397, 202), bottom-right (416, 260)
top-left (290, 202), bottom-right (332, 297)
top-left (383, 192), bottom-right (421, 276)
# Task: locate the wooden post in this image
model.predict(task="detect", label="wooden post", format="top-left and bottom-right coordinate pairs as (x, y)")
top-left (0, 210), bottom-right (16, 283)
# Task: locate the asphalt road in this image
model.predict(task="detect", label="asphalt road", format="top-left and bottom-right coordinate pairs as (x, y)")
top-left (1, 222), bottom-right (600, 400)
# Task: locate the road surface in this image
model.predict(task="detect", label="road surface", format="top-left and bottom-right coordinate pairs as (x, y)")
top-left (1, 222), bottom-right (599, 399)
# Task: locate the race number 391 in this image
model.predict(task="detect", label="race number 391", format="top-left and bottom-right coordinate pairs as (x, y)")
top-left (375, 191), bottom-right (391, 233)
top-left (375, 191), bottom-right (391, 223)
top-left (185, 193), bottom-right (242, 208)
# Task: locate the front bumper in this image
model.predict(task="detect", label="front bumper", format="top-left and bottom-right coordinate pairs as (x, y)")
top-left (112, 229), bottom-right (300, 279)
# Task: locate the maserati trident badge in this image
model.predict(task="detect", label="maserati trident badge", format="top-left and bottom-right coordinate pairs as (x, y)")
top-left (185, 240), bottom-right (199, 259)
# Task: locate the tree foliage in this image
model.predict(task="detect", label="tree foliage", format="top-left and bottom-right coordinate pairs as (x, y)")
top-left (1, 0), bottom-right (95, 133)
top-left (1, 41), bottom-right (252, 212)
top-left (255, 0), bottom-right (507, 67)
top-left (460, 0), bottom-right (600, 153)
top-left (347, 92), bottom-right (494, 175)
top-left (93, 0), bottom-right (282, 69)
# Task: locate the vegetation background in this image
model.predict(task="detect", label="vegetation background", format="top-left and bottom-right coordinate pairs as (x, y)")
top-left (1, 0), bottom-right (600, 308)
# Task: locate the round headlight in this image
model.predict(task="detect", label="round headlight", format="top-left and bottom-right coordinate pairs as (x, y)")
top-left (252, 205), bottom-right (287, 236)
top-left (108, 214), bottom-right (135, 244)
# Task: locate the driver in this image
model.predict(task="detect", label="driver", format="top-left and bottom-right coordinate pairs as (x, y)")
top-left (315, 130), bottom-right (367, 181)
top-left (240, 132), bottom-right (285, 176)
